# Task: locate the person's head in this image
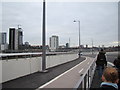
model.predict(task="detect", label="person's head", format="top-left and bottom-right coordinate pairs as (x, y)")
top-left (101, 48), bottom-right (103, 52)
top-left (102, 67), bottom-right (119, 83)
top-left (118, 55), bottom-right (120, 60)
top-left (99, 48), bottom-right (106, 54)
top-left (118, 53), bottom-right (120, 59)
top-left (113, 58), bottom-right (120, 68)
top-left (113, 59), bottom-right (118, 66)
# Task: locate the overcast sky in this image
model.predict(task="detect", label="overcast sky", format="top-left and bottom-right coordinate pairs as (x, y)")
top-left (1, 1), bottom-right (118, 47)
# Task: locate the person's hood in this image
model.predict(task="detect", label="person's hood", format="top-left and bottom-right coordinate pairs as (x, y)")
top-left (101, 82), bottom-right (118, 89)
top-left (99, 51), bottom-right (106, 54)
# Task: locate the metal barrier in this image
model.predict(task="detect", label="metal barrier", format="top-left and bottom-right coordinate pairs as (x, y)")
top-left (74, 57), bottom-right (96, 90)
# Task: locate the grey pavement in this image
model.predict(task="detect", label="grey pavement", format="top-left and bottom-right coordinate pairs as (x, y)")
top-left (0, 84), bottom-right (2, 90)
top-left (82, 54), bottom-right (97, 58)
top-left (2, 57), bottom-right (85, 89)
top-left (90, 68), bottom-right (102, 89)
top-left (38, 57), bottom-right (95, 89)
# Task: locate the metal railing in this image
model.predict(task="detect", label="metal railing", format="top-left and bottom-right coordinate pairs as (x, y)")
top-left (74, 57), bottom-right (96, 90)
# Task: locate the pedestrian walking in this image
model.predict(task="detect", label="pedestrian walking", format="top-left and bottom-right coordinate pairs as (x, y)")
top-left (96, 49), bottom-right (107, 77)
top-left (113, 57), bottom-right (120, 89)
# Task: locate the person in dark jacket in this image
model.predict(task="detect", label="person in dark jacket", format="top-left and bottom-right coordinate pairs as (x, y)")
top-left (113, 58), bottom-right (120, 89)
top-left (96, 49), bottom-right (107, 77)
top-left (100, 67), bottom-right (119, 90)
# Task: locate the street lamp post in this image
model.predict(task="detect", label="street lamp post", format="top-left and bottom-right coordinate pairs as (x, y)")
top-left (42, 0), bottom-right (47, 72)
top-left (74, 20), bottom-right (81, 57)
top-left (92, 39), bottom-right (94, 55)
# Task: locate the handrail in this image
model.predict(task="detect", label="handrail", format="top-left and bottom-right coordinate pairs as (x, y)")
top-left (1, 52), bottom-right (77, 60)
top-left (74, 56), bottom-right (97, 89)
top-left (0, 52), bottom-right (77, 57)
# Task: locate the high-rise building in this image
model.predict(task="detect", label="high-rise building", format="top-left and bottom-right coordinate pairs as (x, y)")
top-left (66, 43), bottom-right (69, 48)
top-left (9, 27), bottom-right (23, 50)
top-left (86, 44), bottom-right (88, 48)
top-left (0, 32), bottom-right (8, 51)
top-left (0, 32), bottom-right (7, 44)
top-left (18, 28), bottom-right (23, 46)
top-left (49, 35), bottom-right (59, 51)
top-left (9, 28), bottom-right (18, 50)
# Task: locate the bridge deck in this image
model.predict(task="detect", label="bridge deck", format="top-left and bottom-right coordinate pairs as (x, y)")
top-left (2, 53), bottom-right (116, 89)
top-left (90, 69), bottom-right (102, 88)
top-left (39, 57), bottom-right (94, 89)
top-left (2, 57), bottom-right (85, 89)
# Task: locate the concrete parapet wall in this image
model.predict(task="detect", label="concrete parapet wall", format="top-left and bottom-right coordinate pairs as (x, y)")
top-left (46, 54), bottom-right (78, 68)
top-left (2, 58), bottom-right (31, 83)
top-left (1, 53), bottom-right (78, 83)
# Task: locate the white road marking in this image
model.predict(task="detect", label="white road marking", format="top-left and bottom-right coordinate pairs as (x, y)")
top-left (78, 68), bottom-right (84, 73)
top-left (38, 57), bottom-right (89, 89)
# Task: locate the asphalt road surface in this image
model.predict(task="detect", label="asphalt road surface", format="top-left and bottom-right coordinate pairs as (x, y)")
top-left (106, 52), bottom-right (118, 63)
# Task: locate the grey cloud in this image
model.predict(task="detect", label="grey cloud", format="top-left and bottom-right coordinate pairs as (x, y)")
top-left (2, 2), bottom-right (118, 46)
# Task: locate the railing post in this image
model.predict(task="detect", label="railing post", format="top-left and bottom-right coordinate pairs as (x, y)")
top-left (88, 70), bottom-right (90, 89)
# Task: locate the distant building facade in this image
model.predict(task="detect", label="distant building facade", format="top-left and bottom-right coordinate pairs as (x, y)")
top-left (0, 32), bottom-right (8, 51)
top-left (49, 35), bottom-right (59, 51)
top-left (66, 43), bottom-right (69, 48)
top-left (9, 27), bottom-right (23, 50)
top-left (86, 44), bottom-right (88, 48)
top-left (25, 42), bottom-right (29, 46)
top-left (18, 28), bottom-right (23, 46)
top-left (0, 32), bottom-right (7, 44)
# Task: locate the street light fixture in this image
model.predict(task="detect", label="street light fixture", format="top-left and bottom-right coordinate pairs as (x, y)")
top-left (74, 20), bottom-right (81, 57)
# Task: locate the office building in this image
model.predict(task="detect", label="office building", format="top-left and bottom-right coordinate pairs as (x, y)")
top-left (0, 32), bottom-right (7, 44)
top-left (66, 43), bottom-right (69, 48)
top-left (9, 28), bottom-right (18, 50)
top-left (86, 45), bottom-right (88, 48)
top-left (0, 32), bottom-right (8, 50)
top-left (25, 42), bottom-right (29, 46)
top-left (9, 27), bottom-right (23, 50)
top-left (18, 28), bottom-right (23, 46)
top-left (49, 35), bottom-right (59, 51)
